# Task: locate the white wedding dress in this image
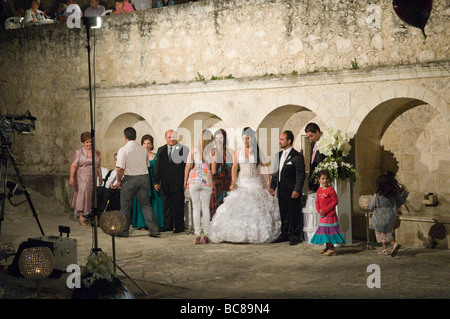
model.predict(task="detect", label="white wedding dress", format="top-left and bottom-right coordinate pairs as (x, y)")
top-left (209, 148), bottom-right (281, 244)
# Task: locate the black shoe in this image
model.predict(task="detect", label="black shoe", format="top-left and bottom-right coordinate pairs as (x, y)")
top-left (149, 233), bottom-right (161, 238)
top-left (116, 232), bottom-right (129, 238)
top-left (173, 228), bottom-right (185, 234)
top-left (289, 240), bottom-right (299, 246)
top-left (273, 236), bottom-right (289, 244)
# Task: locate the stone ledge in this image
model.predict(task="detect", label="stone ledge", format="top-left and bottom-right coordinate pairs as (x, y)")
top-left (398, 215), bottom-right (450, 224)
top-left (73, 62), bottom-right (450, 99)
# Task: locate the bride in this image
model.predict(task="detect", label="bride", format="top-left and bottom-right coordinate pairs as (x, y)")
top-left (209, 127), bottom-right (281, 244)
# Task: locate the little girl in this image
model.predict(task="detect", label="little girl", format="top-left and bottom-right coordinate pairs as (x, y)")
top-left (310, 170), bottom-right (346, 256)
top-left (368, 172), bottom-right (408, 257)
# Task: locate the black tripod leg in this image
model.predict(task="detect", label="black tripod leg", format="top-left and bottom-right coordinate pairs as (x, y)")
top-left (8, 152), bottom-right (45, 236)
top-left (0, 158), bottom-right (7, 237)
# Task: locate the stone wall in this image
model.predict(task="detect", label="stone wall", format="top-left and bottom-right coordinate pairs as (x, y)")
top-left (0, 0), bottom-right (448, 240)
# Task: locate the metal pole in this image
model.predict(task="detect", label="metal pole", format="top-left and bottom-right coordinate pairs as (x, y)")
top-left (112, 235), bottom-right (116, 273)
top-left (85, 22), bottom-right (100, 255)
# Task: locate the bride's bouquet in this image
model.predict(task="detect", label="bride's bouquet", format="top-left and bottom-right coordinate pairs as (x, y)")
top-left (311, 127), bottom-right (358, 184)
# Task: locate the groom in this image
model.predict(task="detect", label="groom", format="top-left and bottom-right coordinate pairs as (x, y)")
top-left (270, 130), bottom-right (306, 245)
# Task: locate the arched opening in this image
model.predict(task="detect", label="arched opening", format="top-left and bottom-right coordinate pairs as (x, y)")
top-left (354, 98), bottom-right (450, 217)
top-left (176, 112), bottom-right (225, 149)
top-left (256, 104), bottom-right (325, 184)
top-left (101, 112), bottom-right (156, 168)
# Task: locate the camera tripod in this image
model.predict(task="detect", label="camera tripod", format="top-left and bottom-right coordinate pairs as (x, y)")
top-left (0, 138), bottom-right (45, 239)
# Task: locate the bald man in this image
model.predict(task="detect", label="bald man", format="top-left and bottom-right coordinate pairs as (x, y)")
top-left (154, 130), bottom-right (189, 233)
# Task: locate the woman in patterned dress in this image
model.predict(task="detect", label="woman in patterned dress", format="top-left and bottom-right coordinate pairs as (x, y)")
top-left (69, 132), bottom-right (103, 226)
top-left (210, 129), bottom-right (234, 218)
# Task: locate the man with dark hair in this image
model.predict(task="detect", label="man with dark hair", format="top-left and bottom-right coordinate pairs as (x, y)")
top-left (115, 127), bottom-right (160, 238)
top-left (305, 123), bottom-right (325, 192)
top-left (84, 0), bottom-right (105, 17)
top-left (270, 130), bottom-right (306, 245)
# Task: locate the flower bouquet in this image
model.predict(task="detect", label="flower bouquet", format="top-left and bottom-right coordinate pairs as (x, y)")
top-left (310, 127), bottom-right (358, 184)
top-left (72, 253), bottom-right (128, 299)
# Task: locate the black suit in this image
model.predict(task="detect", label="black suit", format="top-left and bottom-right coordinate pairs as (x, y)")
top-left (154, 143), bottom-right (189, 232)
top-left (270, 148), bottom-right (306, 243)
top-left (309, 141), bottom-right (326, 192)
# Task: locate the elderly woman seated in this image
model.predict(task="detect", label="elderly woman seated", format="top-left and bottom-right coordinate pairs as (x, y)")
top-left (24, 0), bottom-right (46, 23)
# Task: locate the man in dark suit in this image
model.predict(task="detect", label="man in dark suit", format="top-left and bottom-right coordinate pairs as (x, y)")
top-left (270, 130), bottom-right (306, 245)
top-left (154, 129), bottom-right (189, 233)
top-left (305, 123), bottom-right (325, 192)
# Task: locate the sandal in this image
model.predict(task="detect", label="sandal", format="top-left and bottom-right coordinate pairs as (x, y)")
top-left (322, 249), bottom-right (336, 256)
top-left (378, 249), bottom-right (390, 255)
top-left (79, 216), bottom-right (88, 226)
top-left (318, 248), bottom-right (328, 254)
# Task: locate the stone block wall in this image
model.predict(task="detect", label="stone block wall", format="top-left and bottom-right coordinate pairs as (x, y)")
top-left (0, 0), bottom-right (448, 233)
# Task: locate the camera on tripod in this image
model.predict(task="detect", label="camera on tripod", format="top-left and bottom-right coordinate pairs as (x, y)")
top-left (0, 111), bottom-right (36, 142)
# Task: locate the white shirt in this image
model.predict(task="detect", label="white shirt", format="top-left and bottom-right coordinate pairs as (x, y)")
top-left (133, 0), bottom-right (152, 10)
top-left (168, 143), bottom-right (180, 159)
top-left (116, 140), bottom-right (149, 176)
top-left (279, 146), bottom-right (292, 181)
top-left (104, 168), bottom-right (118, 188)
top-left (24, 8), bottom-right (45, 23)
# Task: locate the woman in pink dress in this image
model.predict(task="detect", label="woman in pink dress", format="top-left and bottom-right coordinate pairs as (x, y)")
top-left (69, 132), bottom-right (103, 225)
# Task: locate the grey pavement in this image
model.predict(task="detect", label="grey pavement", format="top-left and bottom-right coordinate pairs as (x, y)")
top-left (0, 189), bottom-right (449, 305)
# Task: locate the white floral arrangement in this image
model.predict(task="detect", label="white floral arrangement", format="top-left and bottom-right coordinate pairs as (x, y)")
top-left (315, 127), bottom-right (352, 158)
top-left (73, 252), bottom-right (126, 299)
top-left (311, 127), bottom-right (358, 183)
top-left (81, 253), bottom-right (117, 288)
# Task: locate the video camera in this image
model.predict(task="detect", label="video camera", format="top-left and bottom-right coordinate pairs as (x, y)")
top-left (0, 111), bottom-right (36, 143)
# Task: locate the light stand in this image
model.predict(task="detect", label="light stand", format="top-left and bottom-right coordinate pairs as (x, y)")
top-left (99, 210), bottom-right (148, 296)
top-left (82, 17), bottom-right (148, 297)
top-left (359, 195), bottom-right (374, 251)
top-left (82, 16), bottom-right (102, 256)
top-left (0, 136), bottom-right (45, 238)
top-left (363, 209), bottom-right (374, 251)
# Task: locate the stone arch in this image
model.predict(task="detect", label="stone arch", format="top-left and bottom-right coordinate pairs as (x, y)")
top-left (171, 99), bottom-right (236, 132)
top-left (254, 103), bottom-right (327, 188)
top-left (353, 93), bottom-right (450, 217)
top-left (100, 112), bottom-right (156, 168)
top-left (175, 111), bottom-right (228, 149)
top-left (251, 92), bottom-right (336, 130)
top-left (348, 85), bottom-right (448, 138)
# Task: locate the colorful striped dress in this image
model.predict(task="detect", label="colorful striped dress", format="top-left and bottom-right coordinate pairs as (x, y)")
top-left (310, 186), bottom-right (346, 245)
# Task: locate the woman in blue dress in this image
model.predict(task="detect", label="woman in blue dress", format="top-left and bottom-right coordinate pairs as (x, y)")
top-left (132, 134), bottom-right (164, 229)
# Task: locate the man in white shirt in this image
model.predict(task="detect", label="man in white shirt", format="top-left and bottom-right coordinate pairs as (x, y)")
top-left (115, 127), bottom-right (159, 238)
top-left (270, 130), bottom-right (306, 245)
top-left (84, 0), bottom-right (105, 17)
top-left (104, 153), bottom-right (118, 189)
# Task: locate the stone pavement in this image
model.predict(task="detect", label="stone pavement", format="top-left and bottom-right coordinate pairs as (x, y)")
top-left (0, 189), bottom-right (449, 305)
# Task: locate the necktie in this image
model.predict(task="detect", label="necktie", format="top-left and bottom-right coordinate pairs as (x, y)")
top-left (311, 143), bottom-right (317, 164)
top-left (279, 151), bottom-right (287, 181)
top-left (168, 146), bottom-right (173, 162)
